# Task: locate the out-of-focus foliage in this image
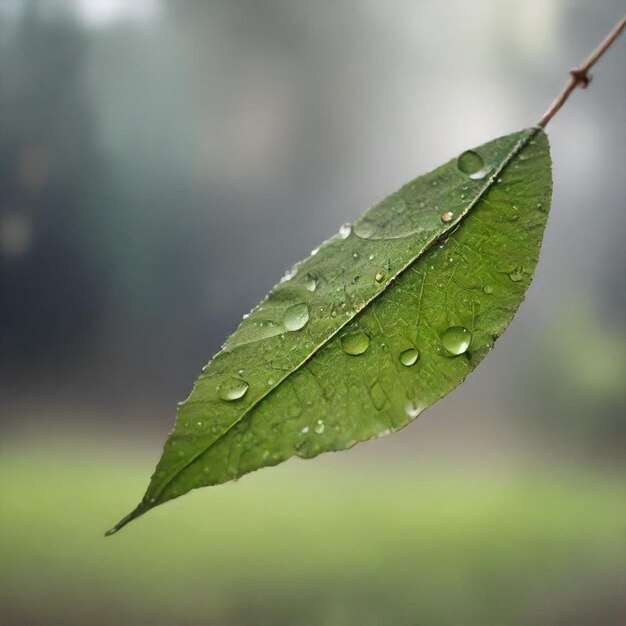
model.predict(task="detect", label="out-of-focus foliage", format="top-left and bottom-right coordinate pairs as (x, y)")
top-left (3, 448), bottom-right (626, 626)
top-left (524, 305), bottom-right (626, 453)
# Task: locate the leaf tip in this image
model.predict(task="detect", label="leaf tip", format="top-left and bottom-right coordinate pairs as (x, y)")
top-left (104, 503), bottom-right (145, 537)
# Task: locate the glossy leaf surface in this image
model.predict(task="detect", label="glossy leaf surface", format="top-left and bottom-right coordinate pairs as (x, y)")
top-left (108, 128), bottom-right (552, 534)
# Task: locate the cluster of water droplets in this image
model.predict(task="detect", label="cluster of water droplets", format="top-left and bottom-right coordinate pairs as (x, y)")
top-left (215, 145), bottom-right (494, 417)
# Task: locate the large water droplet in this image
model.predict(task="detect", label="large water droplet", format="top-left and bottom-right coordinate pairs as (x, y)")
top-left (305, 273), bottom-right (318, 292)
top-left (399, 348), bottom-right (419, 366)
top-left (441, 326), bottom-right (472, 356)
top-left (218, 377), bottom-right (249, 401)
top-left (340, 329), bottom-right (370, 355)
top-left (283, 303), bottom-right (310, 331)
top-left (313, 419), bottom-right (325, 434)
top-left (457, 150), bottom-right (484, 176)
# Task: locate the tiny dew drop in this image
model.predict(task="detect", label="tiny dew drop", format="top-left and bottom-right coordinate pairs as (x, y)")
top-left (457, 150), bottom-right (484, 176)
top-left (441, 326), bottom-right (472, 356)
top-left (218, 377), bottom-right (249, 401)
top-left (283, 303), bottom-right (310, 331)
top-left (405, 400), bottom-right (423, 419)
top-left (339, 223), bottom-right (352, 239)
top-left (399, 348), bottom-right (419, 366)
top-left (314, 419), bottom-right (325, 434)
top-left (375, 269), bottom-right (387, 283)
top-left (483, 285), bottom-right (494, 294)
top-left (305, 273), bottom-right (318, 292)
top-left (508, 267), bottom-right (524, 282)
top-left (440, 211), bottom-right (454, 223)
top-left (280, 268), bottom-right (295, 283)
top-left (340, 329), bottom-right (370, 355)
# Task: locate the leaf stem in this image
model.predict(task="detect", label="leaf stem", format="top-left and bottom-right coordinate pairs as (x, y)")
top-left (537, 14), bottom-right (626, 128)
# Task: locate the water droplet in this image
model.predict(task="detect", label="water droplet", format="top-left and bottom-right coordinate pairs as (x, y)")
top-left (399, 348), bottom-right (419, 366)
top-left (283, 303), bottom-right (310, 331)
top-left (440, 211), bottom-right (454, 223)
top-left (267, 377), bottom-right (275, 386)
top-left (259, 320), bottom-right (278, 329)
top-left (238, 369), bottom-right (245, 376)
top-left (352, 252), bottom-right (359, 259)
top-left (482, 285), bottom-right (494, 294)
top-left (218, 377), bottom-right (249, 401)
top-left (375, 269), bottom-right (387, 283)
top-left (301, 426), bottom-right (310, 434)
top-left (369, 381), bottom-right (386, 410)
top-left (508, 267), bottom-right (524, 282)
top-left (368, 254), bottom-right (374, 261)
top-left (441, 326), bottom-right (472, 356)
top-left (314, 419), bottom-right (325, 434)
top-left (457, 150), bottom-right (484, 175)
top-left (305, 273), bottom-right (318, 292)
top-left (340, 329), bottom-right (370, 355)
top-left (405, 400), bottom-right (423, 419)
top-left (339, 223), bottom-right (351, 239)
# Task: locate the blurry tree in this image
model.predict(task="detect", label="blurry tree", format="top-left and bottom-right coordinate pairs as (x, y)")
top-left (0, 7), bottom-right (105, 359)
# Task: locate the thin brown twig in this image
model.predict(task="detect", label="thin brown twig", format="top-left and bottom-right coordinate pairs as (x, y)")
top-left (537, 14), bottom-right (626, 128)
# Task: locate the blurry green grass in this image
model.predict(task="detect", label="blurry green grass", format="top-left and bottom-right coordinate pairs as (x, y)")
top-left (1, 444), bottom-right (624, 626)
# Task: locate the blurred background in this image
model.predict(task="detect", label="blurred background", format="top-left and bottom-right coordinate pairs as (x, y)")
top-left (1, 1), bottom-right (625, 624)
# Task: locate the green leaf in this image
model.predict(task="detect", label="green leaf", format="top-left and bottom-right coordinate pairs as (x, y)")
top-left (107, 127), bottom-right (552, 534)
